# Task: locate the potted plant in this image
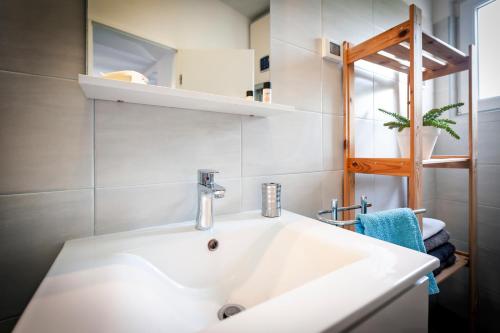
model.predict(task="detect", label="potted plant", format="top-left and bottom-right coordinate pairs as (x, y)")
top-left (378, 102), bottom-right (463, 159)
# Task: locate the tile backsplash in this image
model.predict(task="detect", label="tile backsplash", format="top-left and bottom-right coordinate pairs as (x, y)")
top-left (0, 0), bottom-right (433, 328)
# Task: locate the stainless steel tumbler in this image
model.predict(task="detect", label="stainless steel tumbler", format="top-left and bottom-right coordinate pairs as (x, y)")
top-left (261, 183), bottom-right (281, 218)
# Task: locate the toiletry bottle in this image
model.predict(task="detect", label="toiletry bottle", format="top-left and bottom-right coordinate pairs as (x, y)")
top-left (246, 90), bottom-right (254, 101)
top-left (262, 82), bottom-right (272, 103)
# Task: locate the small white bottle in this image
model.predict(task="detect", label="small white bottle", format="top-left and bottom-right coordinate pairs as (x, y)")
top-left (245, 90), bottom-right (254, 101)
top-left (262, 81), bottom-right (272, 103)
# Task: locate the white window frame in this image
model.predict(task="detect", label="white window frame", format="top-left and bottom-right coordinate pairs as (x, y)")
top-left (460, 0), bottom-right (500, 112)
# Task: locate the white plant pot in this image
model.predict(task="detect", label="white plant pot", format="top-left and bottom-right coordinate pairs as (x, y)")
top-left (396, 127), bottom-right (441, 160)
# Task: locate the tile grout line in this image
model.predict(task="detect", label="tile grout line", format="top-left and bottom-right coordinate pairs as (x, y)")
top-left (90, 170), bottom-right (345, 191)
top-left (240, 115), bottom-right (243, 212)
top-left (270, 36), bottom-right (319, 55)
top-left (93, 99), bottom-right (97, 236)
top-left (0, 187), bottom-right (94, 197)
top-left (0, 68), bottom-right (78, 82)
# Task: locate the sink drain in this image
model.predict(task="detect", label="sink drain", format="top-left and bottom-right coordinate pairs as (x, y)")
top-left (217, 304), bottom-right (245, 320)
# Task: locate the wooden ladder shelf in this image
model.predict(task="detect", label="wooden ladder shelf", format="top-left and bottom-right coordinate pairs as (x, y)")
top-left (342, 4), bottom-right (478, 329)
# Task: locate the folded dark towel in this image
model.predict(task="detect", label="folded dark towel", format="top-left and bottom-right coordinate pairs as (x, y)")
top-left (428, 242), bottom-right (456, 263)
top-left (434, 254), bottom-right (457, 276)
top-left (425, 229), bottom-right (450, 252)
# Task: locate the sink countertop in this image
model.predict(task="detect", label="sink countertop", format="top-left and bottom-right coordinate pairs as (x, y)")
top-left (14, 210), bottom-right (439, 333)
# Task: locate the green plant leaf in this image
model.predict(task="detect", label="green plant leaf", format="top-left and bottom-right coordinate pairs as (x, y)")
top-left (378, 108), bottom-right (409, 123)
top-left (378, 103), bottom-right (462, 140)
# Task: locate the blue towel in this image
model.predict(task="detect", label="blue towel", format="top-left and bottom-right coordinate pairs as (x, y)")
top-left (355, 208), bottom-right (439, 295)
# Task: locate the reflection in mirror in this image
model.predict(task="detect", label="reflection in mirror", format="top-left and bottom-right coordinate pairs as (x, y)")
top-left (92, 22), bottom-right (177, 86)
top-left (87, 0), bottom-right (270, 100)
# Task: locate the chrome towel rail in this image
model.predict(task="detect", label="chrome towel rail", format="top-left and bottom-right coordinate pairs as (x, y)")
top-left (317, 195), bottom-right (426, 227)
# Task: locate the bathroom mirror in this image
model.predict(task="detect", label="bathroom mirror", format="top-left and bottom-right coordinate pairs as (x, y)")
top-left (87, 0), bottom-right (270, 100)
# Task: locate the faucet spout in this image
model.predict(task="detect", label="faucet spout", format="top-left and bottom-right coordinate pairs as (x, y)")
top-left (196, 170), bottom-right (225, 230)
top-left (210, 183), bottom-right (226, 199)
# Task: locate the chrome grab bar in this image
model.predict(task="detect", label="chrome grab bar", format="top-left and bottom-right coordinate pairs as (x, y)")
top-left (317, 195), bottom-right (426, 227)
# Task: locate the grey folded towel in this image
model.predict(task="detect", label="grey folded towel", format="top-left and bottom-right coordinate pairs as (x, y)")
top-left (424, 229), bottom-right (450, 252)
top-left (434, 254), bottom-right (456, 276)
top-left (429, 242), bottom-right (455, 262)
top-left (429, 242), bottom-right (456, 276)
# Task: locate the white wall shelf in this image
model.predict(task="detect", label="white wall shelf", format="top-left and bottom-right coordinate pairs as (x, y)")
top-left (78, 75), bottom-right (295, 117)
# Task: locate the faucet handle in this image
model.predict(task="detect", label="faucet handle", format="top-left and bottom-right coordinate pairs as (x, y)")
top-left (198, 169), bottom-right (219, 185)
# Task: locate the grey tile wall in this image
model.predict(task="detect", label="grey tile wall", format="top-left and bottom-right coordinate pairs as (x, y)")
top-left (430, 2), bottom-right (500, 328)
top-left (0, 0), bottom-right (85, 79)
top-left (0, 190), bottom-right (93, 319)
top-left (0, 71), bottom-right (93, 194)
top-left (0, 317), bottom-right (18, 333)
top-left (0, 0), bottom-right (91, 326)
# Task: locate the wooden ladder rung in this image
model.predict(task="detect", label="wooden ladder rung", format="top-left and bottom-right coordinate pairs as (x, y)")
top-left (348, 21), bottom-right (410, 63)
top-left (347, 158), bottom-right (411, 176)
top-left (422, 32), bottom-right (468, 65)
top-left (423, 157), bottom-right (470, 169)
top-left (363, 53), bottom-right (409, 74)
top-left (423, 59), bottom-right (469, 81)
top-left (384, 43), bottom-right (445, 71)
top-left (436, 252), bottom-right (469, 284)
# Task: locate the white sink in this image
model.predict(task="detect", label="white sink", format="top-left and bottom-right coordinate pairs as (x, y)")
top-left (14, 210), bottom-right (438, 333)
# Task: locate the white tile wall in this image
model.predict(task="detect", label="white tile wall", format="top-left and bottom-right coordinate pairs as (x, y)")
top-left (270, 39), bottom-right (322, 112)
top-left (373, 0), bottom-right (407, 30)
top-left (373, 120), bottom-right (400, 157)
top-left (322, 0), bottom-right (374, 45)
top-left (322, 115), bottom-right (344, 171)
top-left (374, 75), bottom-right (400, 121)
top-left (242, 172), bottom-right (323, 218)
top-left (270, 0), bottom-right (322, 52)
top-left (354, 118), bottom-right (375, 157)
top-left (241, 171), bottom-right (342, 219)
top-left (321, 171), bottom-right (344, 208)
top-left (322, 60), bottom-right (342, 115)
top-left (241, 110), bottom-right (322, 176)
top-left (354, 68), bottom-right (375, 120)
top-left (355, 174), bottom-right (375, 204)
top-left (372, 175), bottom-right (405, 210)
top-left (95, 101), bottom-right (242, 187)
top-left (95, 179), bottom-right (241, 234)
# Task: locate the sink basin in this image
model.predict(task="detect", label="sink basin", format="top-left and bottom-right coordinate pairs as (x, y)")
top-left (14, 210), bottom-right (438, 333)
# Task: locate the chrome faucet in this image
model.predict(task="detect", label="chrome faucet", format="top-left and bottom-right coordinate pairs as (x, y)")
top-left (196, 169), bottom-right (225, 230)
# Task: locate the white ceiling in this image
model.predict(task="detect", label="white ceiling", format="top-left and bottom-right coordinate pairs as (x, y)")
top-left (220, 0), bottom-right (269, 20)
